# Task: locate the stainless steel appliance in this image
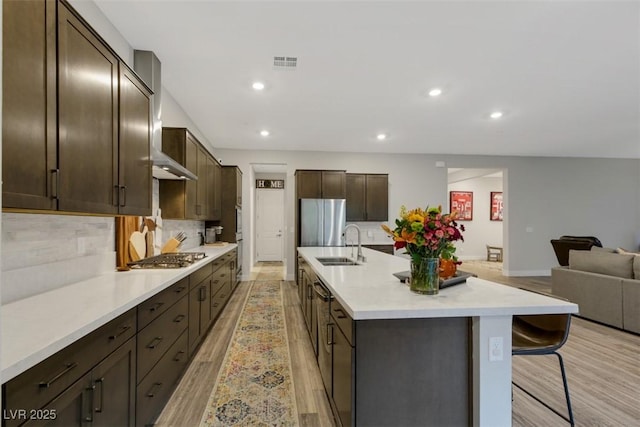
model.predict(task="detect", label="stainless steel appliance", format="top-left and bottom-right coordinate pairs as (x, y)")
top-left (236, 232), bottom-right (243, 277)
top-left (314, 278), bottom-right (333, 394)
top-left (127, 252), bottom-right (206, 269)
top-left (205, 226), bottom-right (223, 244)
top-left (299, 199), bottom-right (346, 247)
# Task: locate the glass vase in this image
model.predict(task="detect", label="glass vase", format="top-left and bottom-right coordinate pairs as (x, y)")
top-left (410, 257), bottom-right (440, 295)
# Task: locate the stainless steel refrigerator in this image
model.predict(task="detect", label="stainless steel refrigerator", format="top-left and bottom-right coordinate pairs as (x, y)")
top-left (299, 199), bottom-right (346, 247)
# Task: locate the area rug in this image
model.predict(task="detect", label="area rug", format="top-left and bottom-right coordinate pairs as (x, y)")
top-left (199, 280), bottom-right (299, 426)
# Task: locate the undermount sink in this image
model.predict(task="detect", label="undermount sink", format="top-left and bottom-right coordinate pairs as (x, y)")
top-left (316, 256), bottom-right (361, 266)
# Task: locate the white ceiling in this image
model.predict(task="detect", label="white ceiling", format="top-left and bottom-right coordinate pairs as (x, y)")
top-left (94, 1), bottom-right (640, 159)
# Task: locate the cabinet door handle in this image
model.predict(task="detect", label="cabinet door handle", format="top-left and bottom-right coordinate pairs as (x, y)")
top-left (119, 185), bottom-right (127, 207)
top-left (327, 323), bottom-right (335, 346)
top-left (147, 336), bottom-right (163, 349)
top-left (173, 314), bottom-right (186, 323)
top-left (50, 169), bottom-right (59, 200)
top-left (199, 286), bottom-right (207, 301)
top-left (149, 302), bottom-right (164, 312)
top-left (174, 350), bottom-right (186, 362)
top-left (108, 325), bottom-right (131, 340)
top-left (84, 384), bottom-right (96, 422)
top-left (39, 362), bottom-right (78, 388)
top-left (333, 308), bottom-right (347, 319)
top-left (146, 382), bottom-right (163, 398)
top-left (94, 377), bottom-right (105, 413)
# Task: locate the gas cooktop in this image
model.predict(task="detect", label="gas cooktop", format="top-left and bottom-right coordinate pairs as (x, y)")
top-left (127, 252), bottom-right (207, 269)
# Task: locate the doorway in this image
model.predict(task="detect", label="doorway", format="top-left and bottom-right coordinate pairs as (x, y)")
top-left (255, 187), bottom-right (284, 262)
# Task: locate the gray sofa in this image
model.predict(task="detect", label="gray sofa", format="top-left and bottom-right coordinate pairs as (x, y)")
top-left (551, 247), bottom-right (640, 334)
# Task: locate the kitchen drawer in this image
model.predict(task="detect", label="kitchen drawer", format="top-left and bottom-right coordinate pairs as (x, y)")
top-left (189, 262), bottom-right (212, 291)
top-left (211, 282), bottom-right (232, 321)
top-left (211, 266), bottom-right (230, 296)
top-left (331, 298), bottom-right (353, 346)
top-left (137, 296), bottom-right (188, 383)
top-left (137, 277), bottom-right (189, 331)
top-left (3, 308), bottom-right (136, 419)
top-left (209, 255), bottom-right (225, 273)
top-left (136, 330), bottom-right (188, 427)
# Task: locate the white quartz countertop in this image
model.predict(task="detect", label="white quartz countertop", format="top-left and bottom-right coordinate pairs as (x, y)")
top-left (297, 247), bottom-right (578, 321)
top-left (1, 244), bottom-right (237, 383)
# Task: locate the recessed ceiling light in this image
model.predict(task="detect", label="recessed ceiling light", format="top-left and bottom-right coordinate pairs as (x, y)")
top-left (377, 133), bottom-right (387, 141)
top-left (162, 166), bottom-right (169, 171)
top-left (252, 81), bottom-right (265, 91)
top-left (428, 88), bottom-right (442, 97)
top-left (260, 130), bottom-right (270, 137)
top-left (490, 111), bottom-right (503, 119)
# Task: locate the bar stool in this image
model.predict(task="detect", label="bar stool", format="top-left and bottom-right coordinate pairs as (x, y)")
top-left (512, 298), bottom-right (575, 426)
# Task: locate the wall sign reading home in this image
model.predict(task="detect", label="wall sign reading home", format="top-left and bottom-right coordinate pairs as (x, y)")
top-left (256, 179), bottom-right (285, 189)
top-left (450, 191), bottom-right (473, 221)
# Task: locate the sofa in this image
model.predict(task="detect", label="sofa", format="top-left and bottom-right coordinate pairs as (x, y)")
top-left (551, 247), bottom-right (640, 334)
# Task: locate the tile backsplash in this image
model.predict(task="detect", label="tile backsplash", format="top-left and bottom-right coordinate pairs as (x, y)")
top-left (1, 213), bottom-right (116, 304)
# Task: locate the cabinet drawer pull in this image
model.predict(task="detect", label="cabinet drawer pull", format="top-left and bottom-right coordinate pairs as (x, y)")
top-left (213, 279), bottom-right (219, 284)
top-left (333, 308), bottom-right (347, 319)
top-left (175, 286), bottom-right (187, 294)
top-left (108, 325), bottom-right (131, 340)
top-left (173, 350), bottom-right (186, 362)
top-left (39, 362), bottom-right (78, 388)
top-left (147, 336), bottom-right (163, 349)
top-left (94, 377), bottom-right (105, 413)
top-left (173, 314), bottom-right (186, 323)
top-left (146, 382), bottom-right (163, 398)
top-left (149, 302), bottom-right (164, 312)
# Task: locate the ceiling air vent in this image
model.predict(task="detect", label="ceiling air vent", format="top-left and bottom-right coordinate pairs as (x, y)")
top-left (273, 56), bottom-right (297, 69)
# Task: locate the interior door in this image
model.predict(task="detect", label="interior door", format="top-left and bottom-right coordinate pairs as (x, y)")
top-left (256, 188), bottom-right (284, 261)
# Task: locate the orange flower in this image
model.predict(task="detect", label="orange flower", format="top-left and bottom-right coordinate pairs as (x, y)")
top-left (397, 229), bottom-right (417, 244)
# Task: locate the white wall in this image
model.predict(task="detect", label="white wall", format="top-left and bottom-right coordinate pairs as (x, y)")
top-left (216, 148), bottom-right (640, 279)
top-left (448, 177), bottom-right (503, 260)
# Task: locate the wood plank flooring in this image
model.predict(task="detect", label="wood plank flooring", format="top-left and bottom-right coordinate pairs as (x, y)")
top-left (156, 262), bottom-right (640, 427)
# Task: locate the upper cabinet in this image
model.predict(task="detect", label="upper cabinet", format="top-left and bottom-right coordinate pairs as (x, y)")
top-left (295, 170), bottom-right (346, 199)
top-left (346, 173), bottom-right (388, 221)
top-left (2, 0), bottom-right (152, 216)
top-left (159, 127), bottom-right (221, 220)
top-left (2, 0), bottom-right (57, 210)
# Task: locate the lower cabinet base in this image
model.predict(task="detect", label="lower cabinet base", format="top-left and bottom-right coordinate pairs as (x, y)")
top-left (136, 331), bottom-right (189, 427)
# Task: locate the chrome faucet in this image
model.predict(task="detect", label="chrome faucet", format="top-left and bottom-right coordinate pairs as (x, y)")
top-left (343, 224), bottom-right (366, 262)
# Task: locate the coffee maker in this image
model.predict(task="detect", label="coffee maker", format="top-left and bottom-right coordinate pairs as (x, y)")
top-left (205, 226), bottom-right (223, 244)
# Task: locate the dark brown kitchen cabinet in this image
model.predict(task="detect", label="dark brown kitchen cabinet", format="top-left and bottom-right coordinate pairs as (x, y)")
top-left (217, 166), bottom-right (243, 244)
top-left (188, 272), bottom-right (212, 356)
top-left (346, 173), bottom-right (388, 221)
top-left (295, 170), bottom-right (346, 199)
top-left (117, 64), bottom-right (153, 216)
top-left (19, 339), bottom-right (136, 427)
top-left (3, 309), bottom-right (137, 427)
top-left (2, 0), bottom-right (57, 210)
top-left (2, 0), bottom-right (152, 216)
top-left (208, 158), bottom-right (222, 220)
top-left (160, 127), bottom-right (220, 220)
top-left (57, 1), bottom-right (119, 214)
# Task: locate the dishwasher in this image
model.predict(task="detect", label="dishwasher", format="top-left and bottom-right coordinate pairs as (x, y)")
top-left (313, 278), bottom-right (333, 395)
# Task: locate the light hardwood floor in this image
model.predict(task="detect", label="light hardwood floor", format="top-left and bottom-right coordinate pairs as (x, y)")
top-left (157, 263), bottom-right (640, 427)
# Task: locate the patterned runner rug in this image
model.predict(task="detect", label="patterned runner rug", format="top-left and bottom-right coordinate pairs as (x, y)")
top-left (200, 280), bottom-right (299, 426)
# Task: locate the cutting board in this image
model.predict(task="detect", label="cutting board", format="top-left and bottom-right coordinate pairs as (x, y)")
top-left (116, 216), bottom-right (141, 270)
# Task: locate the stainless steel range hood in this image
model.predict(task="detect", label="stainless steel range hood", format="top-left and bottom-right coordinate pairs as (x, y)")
top-left (134, 50), bottom-right (197, 181)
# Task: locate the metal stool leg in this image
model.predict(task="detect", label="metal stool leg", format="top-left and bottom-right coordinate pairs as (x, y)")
top-left (512, 352), bottom-right (575, 426)
top-left (555, 351), bottom-right (575, 426)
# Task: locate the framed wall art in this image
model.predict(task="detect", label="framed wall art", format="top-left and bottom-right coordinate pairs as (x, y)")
top-left (490, 192), bottom-right (503, 221)
top-left (449, 191), bottom-right (473, 221)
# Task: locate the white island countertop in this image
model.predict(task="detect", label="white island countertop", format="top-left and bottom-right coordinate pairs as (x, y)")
top-left (1, 244), bottom-right (237, 383)
top-left (298, 246), bottom-right (578, 320)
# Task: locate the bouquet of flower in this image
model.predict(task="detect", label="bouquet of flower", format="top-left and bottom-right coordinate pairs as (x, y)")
top-left (381, 205), bottom-right (464, 264)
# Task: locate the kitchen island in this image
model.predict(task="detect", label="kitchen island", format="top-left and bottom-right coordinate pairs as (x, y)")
top-left (297, 246), bottom-right (578, 427)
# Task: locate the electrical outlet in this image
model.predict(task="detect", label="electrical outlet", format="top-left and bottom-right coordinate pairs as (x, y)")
top-left (489, 336), bottom-right (504, 362)
top-left (367, 230), bottom-right (373, 238)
